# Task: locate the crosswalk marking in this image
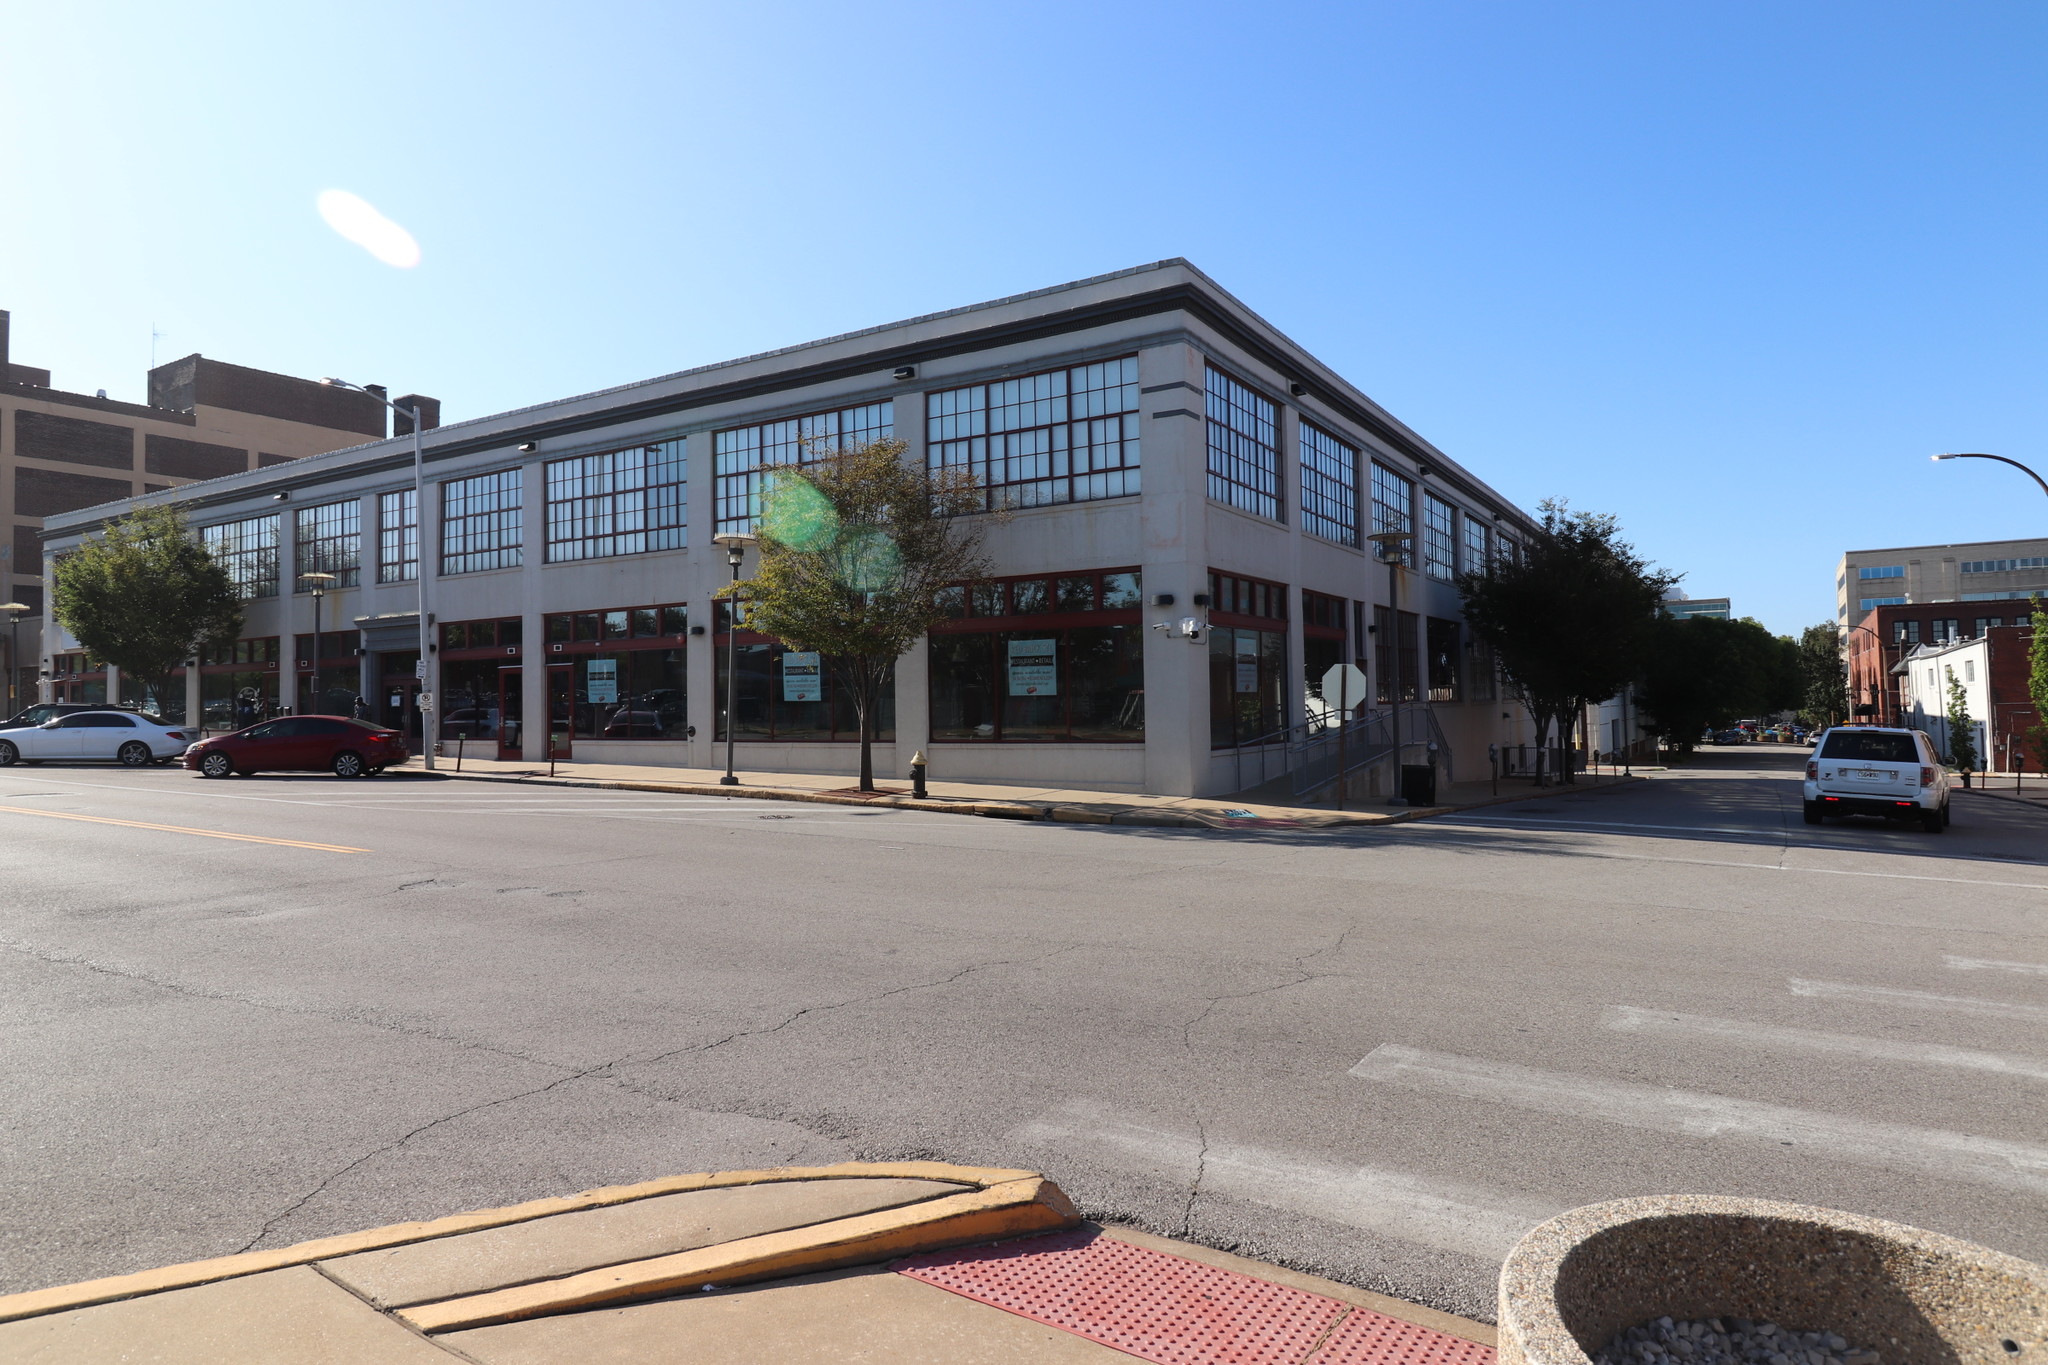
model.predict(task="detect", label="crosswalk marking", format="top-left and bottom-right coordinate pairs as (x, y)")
top-left (1945, 955), bottom-right (2048, 977)
top-left (1348, 1043), bottom-right (2048, 1196)
top-left (1788, 977), bottom-right (2048, 1023)
top-left (1601, 1004), bottom-right (2048, 1082)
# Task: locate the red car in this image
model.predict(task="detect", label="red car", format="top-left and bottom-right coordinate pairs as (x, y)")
top-left (183, 716), bottom-right (411, 779)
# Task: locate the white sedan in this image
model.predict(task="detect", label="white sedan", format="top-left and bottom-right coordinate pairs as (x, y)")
top-left (0, 710), bottom-right (195, 767)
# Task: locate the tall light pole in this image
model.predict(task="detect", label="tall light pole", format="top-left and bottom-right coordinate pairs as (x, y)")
top-left (302, 572), bottom-right (336, 714)
top-left (1932, 451), bottom-right (2048, 504)
top-left (1366, 529), bottom-right (1413, 776)
top-left (322, 380), bottom-right (433, 769)
top-left (1, 602), bottom-right (27, 718)
top-left (711, 532), bottom-right (756, 786)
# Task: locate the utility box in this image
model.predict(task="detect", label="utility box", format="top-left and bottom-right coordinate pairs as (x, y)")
top-left (1400, 763), bottom-right (1437, 807)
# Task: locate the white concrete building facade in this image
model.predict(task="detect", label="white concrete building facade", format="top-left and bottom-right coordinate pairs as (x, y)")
top-left (39, 261), bottom-right (1538, 798)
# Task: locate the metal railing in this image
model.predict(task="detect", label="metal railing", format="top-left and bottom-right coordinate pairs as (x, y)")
top-left (1225, 704), bottom-right (1454, 798)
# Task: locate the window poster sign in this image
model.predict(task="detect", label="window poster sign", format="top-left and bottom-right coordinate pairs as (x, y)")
top-left (586, 658), bottom-right (619, 704)
top-left (1007, 638), bottom-right (1058, 696)
top-left (782, 651), bottom-right (822, 702)
top-left (1234, 633), bottom-right (1259, 694)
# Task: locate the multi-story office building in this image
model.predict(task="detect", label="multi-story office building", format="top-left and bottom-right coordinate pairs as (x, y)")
top-left (1661, 593), bottom-right (1731, 620)
top-left (1847, 597), bottom-right (2039, 726)
top-left (2, 308), bottom-right (429, 712)
top-left (40, 261), bottom-right (1538, 798)
top-left (1837, 537), bottom-right (2048, 629)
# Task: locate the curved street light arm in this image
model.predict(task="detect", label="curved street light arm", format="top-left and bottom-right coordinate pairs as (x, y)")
top-left (1933, 452), bottom-right (2048, 502)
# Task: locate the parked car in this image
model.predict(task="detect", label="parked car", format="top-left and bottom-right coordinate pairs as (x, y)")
top-left (1708, 728), bottom-right (1747, 745)
top-left (1, 701), bottom-right (147, 732)
top-left (0, 710), bottom-right (193, 767)
top-left (1803, 726), bottom-right (1952, 832)
top-left (183, 716), bottom-right (411, 779)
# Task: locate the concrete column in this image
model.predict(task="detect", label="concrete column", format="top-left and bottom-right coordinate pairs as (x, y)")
top-left (685, 428), bottom-right (720, 769)
top-left (1136, 340), bottom-right (1212, 797)
top-left (420, 470), bottom-right (445, 752)
top-left (518, 462), bottom-right (547, 761)
top-left (104, 662), bottom-right (120, 707)
top-left (892, 638), bottom-right (929, 779)
top-left (275, 508), bottom-right (297, 712)
top-left (1276, 405), bottom-right (1306, 731)
top-left (184, 664), bottom-right (202, 732)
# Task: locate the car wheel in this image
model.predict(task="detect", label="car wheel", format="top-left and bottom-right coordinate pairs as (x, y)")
top-left (332, 750), bottom-right (367, 778)
top-left (1920, 807), bottom-right (1944, 834)
top-left (1942, 801), bottom-right (1952, 828)
top-left (117, 741), bottom-right (153, 767)
top-left (0, 740), bottom-right (15, 768)
top-left (199, 751), bottom-right (236, 779)
top-left (1802, 800), bottom-right (1822, 825)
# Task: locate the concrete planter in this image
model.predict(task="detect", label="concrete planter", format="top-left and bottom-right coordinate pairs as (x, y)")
top-left (1499, 1196), bottom-right (2047, 1365)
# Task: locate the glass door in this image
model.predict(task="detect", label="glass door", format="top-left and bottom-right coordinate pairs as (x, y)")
top-left (498, 666), bottom-right (524, 760)
top-left (546, 663), bottom-right (573, 760)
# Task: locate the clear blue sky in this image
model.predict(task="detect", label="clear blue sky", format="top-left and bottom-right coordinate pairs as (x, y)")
top-left (6, 1), bottom-right (2046, 635)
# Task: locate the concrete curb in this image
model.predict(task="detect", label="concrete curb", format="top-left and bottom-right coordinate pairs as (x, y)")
top-left (0, 1161), bottom-right (1041, 1326)
top-left (1956, 785), bottom-right (2048, 812)
top-left (1407, 773), bottom-right (1648, 818)
top-left (399, 1174), bottom-right (1078, 1333)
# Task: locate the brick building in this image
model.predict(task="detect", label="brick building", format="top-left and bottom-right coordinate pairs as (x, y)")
top-left (1, 308), bottom-right (433, 712)
top-left (1893, 622), bottom-right (2041, 773)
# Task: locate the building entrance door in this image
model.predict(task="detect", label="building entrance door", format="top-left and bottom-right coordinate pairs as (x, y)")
top-left (547, 664), bottom-right (573, 760)
top-left (377, 651), bottom-right (422, 742)
top-left (498, 666), bottom-right (524, 760)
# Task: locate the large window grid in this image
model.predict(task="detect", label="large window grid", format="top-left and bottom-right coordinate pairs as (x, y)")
top-left (1461, 515), bottom-right (1490, 573)
top-left (201, 515), bottom-right (280, 599)
top-left (1960, 557), bottom-right (2048, 574)
top-left (1426, 617), bottom-right (1462, 701)
top-left (545, 439), bottom-right (687, 562)
top-left (714, 402), bottom-right (892, 533)
top-left (1370, 463), bottom-right (1412, 539)
top-left (441, 469), bottom-right (523, 575)
top-left (1298, 422), bottom-right (1358, 545)
top-left (1422, 494), bottom-right (1456, 581)
top-left (294, 501), bottom-right (360, 591)
top-left (1858, 565), bottom-right (1905, 580)
top-left (928, 358), bottom-right (1140, 511)
top-left (378, 489), bottom-right (418, 584)
top-left (1205, 367), bottom-right (1280, 520)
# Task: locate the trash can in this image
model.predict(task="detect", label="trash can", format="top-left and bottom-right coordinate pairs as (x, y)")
top-left (1400, 763), bottom-right (1436, 806)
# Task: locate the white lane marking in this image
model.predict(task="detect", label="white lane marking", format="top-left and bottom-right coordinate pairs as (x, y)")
top-left (1008, 1099), bottom-right (1560, 1262)
top-left (1601, 1005), bottom-right (2048, 1083)
top-left (1946, 955), bottom-right (2048, 977)
top-left (1456, 815), bottom-right (1788, 837)
top-left (1789, 978), bottom-right (2048, 1023)
top-left (1348, 1043), bottom-right (2048, 1196)
top-left (1409, 830), bottom-right (2048, 890)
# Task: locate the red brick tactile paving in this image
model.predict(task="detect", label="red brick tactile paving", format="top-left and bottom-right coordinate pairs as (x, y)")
top-left (895, 1228), bottom-right (1497, 1365)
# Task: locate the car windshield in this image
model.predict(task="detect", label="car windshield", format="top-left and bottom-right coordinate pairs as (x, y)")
top-left (1820, 732), bottom-right (1918, 763)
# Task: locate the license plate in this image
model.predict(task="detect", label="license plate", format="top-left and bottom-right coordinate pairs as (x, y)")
top-left (1855, 769), bottom-right (1888, 780)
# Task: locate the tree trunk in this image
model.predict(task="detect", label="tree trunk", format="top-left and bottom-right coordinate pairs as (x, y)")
top-left (855, 660), bottom-right (876, 792)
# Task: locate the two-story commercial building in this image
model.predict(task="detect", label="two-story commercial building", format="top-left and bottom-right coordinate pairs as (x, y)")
top-left (39, 260), bottom-right (1539, 798)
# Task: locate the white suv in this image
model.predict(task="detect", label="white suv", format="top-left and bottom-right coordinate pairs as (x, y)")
top-left (1804, 726), bottom-right (1953, 833)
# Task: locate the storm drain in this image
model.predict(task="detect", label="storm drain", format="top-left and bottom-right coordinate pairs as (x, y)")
top-left (895, 1227), bottom-right (1495, 1365)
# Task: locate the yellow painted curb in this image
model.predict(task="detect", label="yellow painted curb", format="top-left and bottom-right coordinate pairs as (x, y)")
top-left (0, 1161), bottom-right (1038, 1325)
top-left (400, 1175), bottom-right (1079, 1333)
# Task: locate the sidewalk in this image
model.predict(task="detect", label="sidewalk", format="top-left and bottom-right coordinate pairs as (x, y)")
top-left (0, 1162), bottom-right (1496, 1364)
top-left (417, 749), bottom-right (1647, 831)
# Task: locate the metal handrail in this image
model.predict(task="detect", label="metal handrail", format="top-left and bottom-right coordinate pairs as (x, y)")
top-left (1226, 704), bottom-right (1452, 797)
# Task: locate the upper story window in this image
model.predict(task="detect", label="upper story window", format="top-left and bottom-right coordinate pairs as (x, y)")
top-left (714, 402), bottom-right (892, 534)
top-left (294, 500), bottom-right (360, 591)
top-left (201, 515), bottom-right (280, 599)
top-left (1859, 596), bottom-right (1905, 609)
top-left (1893, 620), bottom-right (1920, 644)
top-left (1204, 366), bottom-right (1279, 521)
top-left (377, 489), bottom-right (418, 584)
top-left (1960, 557), bottom-right (2048, 573)
top-left (1858, 565), bottom-right (1905, 580)
top-left (442, 469), bottom-right (523, 575)
top-left (545, 438), bottom-right (687, 563)
top-left (1208, 570), bottom-right (1288, 622)
top-left (1370, 462), bottom-right (1412, 539)
top-left (929, 357), bottom-right (1140, 511)
top-left (1462, 515), bottom-right (1490, 572)
top-left (1297, 421), bottom-right (1358, 546)
top-left (1422, 493), bottom-right (1456, 580)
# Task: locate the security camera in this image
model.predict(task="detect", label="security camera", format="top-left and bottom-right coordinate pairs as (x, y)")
top-left (1180, 616), bottom-right (1204, 642)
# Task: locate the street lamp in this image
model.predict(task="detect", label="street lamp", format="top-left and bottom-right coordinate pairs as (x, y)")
top-left (1366, 529), bottom-right (1413, 774)
top-left (1932, 452), bottom-right (2048, 503)
top-left (1, 601), bottom-right (27, 717)
top-left (302, 572), bottom-right (336, 715)
top-left (711, 532), bottom-right (757, 786)
top-left (322, 380), bottom-right (433, 768)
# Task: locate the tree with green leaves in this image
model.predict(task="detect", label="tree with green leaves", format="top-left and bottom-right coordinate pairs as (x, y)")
top-left (1795, 622), bottom-right (1848, 730)
top-left (1635, 615), bottom-right (1801, 754)
top-left (1942, 665), bottom-right (1977, 779)
top-left (51, 504), bottom-right (242, 719)
top-left (2029, 595), bottom-right (2048, 775)
top-left (737, 439), bottom-right (995, 792)
top-left (1455, 500), bottom-right (1676, 782)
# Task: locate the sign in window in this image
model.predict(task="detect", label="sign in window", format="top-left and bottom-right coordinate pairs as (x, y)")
top-left (782, 651), bottom-right (822, 702)
top-left (1008, 638), bottom-right (1058, 696)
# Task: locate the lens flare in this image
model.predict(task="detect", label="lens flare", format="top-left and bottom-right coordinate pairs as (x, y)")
top-left (315, 189), bottom-right (422, 268)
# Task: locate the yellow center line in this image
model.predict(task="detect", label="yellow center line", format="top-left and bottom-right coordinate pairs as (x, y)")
top-left (0, 805), bottom-right (370, 853)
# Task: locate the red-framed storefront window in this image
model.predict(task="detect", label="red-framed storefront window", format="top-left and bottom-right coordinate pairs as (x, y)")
top-left (1208, 570), bottom-right (1288, 746)
top-left (196, 638), bottom-right (281, 729)
top-left (1301, 590), bottom-right (1360, 719)
top-left (542, 604), bottom-right (689, 739)
top-left (713, 599), bottom-right (893, 743)
top-left (928, 567), bottom-right (1143, 742)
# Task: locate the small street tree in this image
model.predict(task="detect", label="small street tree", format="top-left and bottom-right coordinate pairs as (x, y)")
top-left (1942, 665), bottom-right (1978, 780)
top-left (1796, 622), bottom-right (1848, 730)
top-left (51, 505), bottom-right (242, 718)
top-left (736, 439), bottom-right (994, 792)
top-left (2029, 595), bottom-right (2048, 776)
top-left (1635, 615), bottom-right (1800, 754)
top-left (1455, 500), bottom-right (1676, 782)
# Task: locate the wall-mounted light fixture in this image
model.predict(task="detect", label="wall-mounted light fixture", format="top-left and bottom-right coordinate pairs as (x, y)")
top-left (893, 365), bottom-right (916, 381)
top-left (272, 491), bottom-right (290, 501)
top-left (516, 442), bottom-right (537, 453)
top-left (1289, 382), bottom-right (1307, 396)
top-left (1191, 593), bottom-right (1211, 607)
top-left (1149, 593), bottom-right (1175, 607)
top-left (689, 625), bottom-right (706, 636)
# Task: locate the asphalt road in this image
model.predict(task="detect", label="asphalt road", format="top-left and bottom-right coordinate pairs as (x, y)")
top-left (2, 746), bottom-right (2043, 1319)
